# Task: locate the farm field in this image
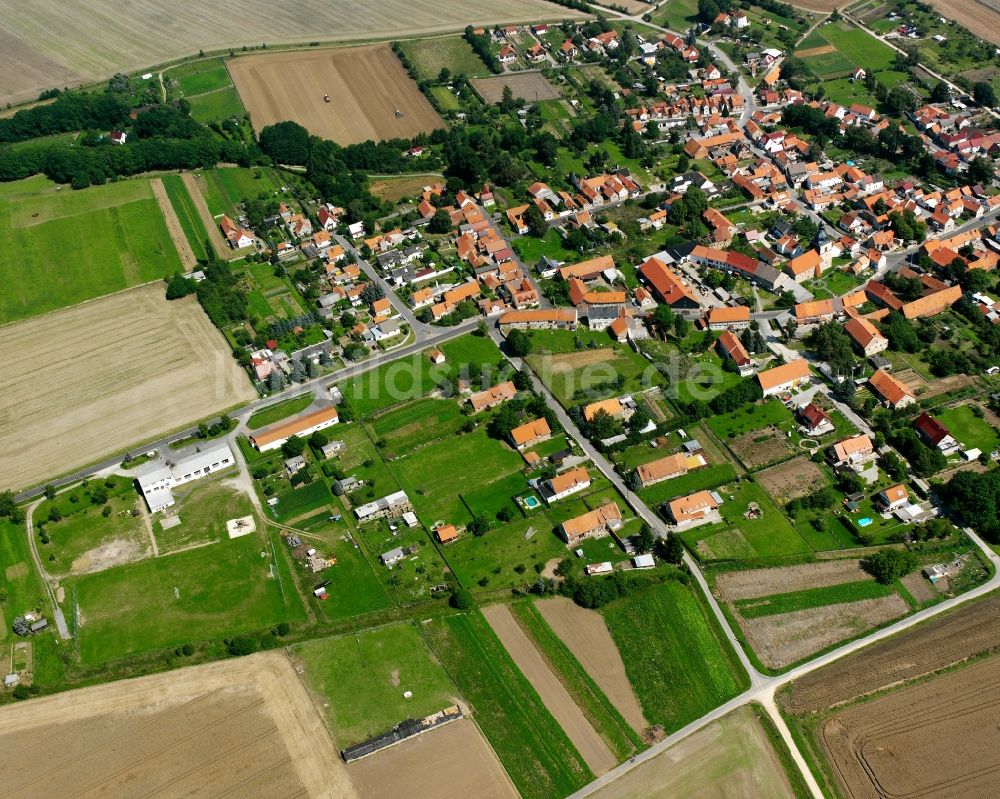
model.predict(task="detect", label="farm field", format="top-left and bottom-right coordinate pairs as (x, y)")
top-left (397, 36), bottom-right (487, 80)
top-left (66, 533), bottom-right (305, 665)
top-left (818, 654), bottom-right (1000, 798)
top-left (161, 174), bottom-right (210, 261)
top-left (471, 72), bottom-right (562, 104)
top-left (229, 45), bottom-right (444, 144)
top-left (187, 86), bottom-right (245, 122)
top-left (586, 705), bottom-right (799, 799)
top-left (0, 652), bottom-right (353, 798)
top-left (601, 583), bottom-right (748, 733)
top-left (796, 20), bottom-right (896, 78)
top-left (346, 718), bottom-right (519, 799)
top-left (534, 596), bottom-right (648, 736)
top-left (149, 177), bottom-right (197, 269)
top-left (0, 175), bottom-right (183, 325)
top-left (369, 173), bottom-right (444, 202)
top-left (423, 612), bottom-right (593, 799)
top-left (0, 284), bottom-right (255, 494)
top-left (783, 592), bottom-right (1000, 714)
top-left (292, 623), bottom-right (458, 748)
top-left (483, 603), bottom-right (618, 775)
top-left (0, 0), bottom-right (583, 107)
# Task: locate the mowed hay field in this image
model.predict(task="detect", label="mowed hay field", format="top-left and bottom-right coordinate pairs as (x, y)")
top-left (0, 652), bottom-right (356, 799)
top-left (0, 0), bottom-right (585, 107)
top-left (0, 283), bottom-right (256, 493)
top-left (230, 45), bottom-right (443, 144)
top-left (0, 175), bottom-right (184, 325)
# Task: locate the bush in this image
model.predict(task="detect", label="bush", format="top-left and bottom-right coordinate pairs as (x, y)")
top-left (227, 635), bottom-right (260, 656)
top-left (450, 588), bottom-right (473, 609)
top-left (864, 549), bottom-right (918, 584)
top-left (273, 622), bottom-right (291, 637)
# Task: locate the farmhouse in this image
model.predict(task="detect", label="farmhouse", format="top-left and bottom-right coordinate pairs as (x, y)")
top-left (665, 490), bottom-right (722, 530)
top-left (756, 359), bottom-right (811, 397)
top-left (559, 501), bottom-right (622, 545)
top-left (355, 490), bottom-right (413, 522)
top-left (219, 215), bottom-right (255, 249)
top-left (544, 467), bottom-right (592, 503)
top-left (830, 434), bottom-right (875, 470)
top-left (468, 381), bottom-right (517, 412)
top-left (499, 308), bottom-right (578, 332)
top-left (136, 442), bottom-right (236, 512)
top-left (868, 368), bottom-right (916, 409)
top-left (705, 306), bottom-right (751, 331)
top-left (250, 405), bottom-right (339, 452)
top-left (509, 417), bottom-right (551, 450)
top-left (914, 412), bottom-right (959, 454)
top-left (844, 316), bottom-right (889, 357)
top-left (559, 255), bottom-right (615, 282)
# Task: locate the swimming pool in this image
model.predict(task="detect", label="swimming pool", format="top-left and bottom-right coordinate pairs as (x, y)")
top-left (857, 517), bottom-right (873, 527)
top-left (522, 495), bottom-right (541, 510)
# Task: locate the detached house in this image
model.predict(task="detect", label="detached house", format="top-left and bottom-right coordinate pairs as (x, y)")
top-left (868, 368), bottom-right (916, 409)
top-left (559, 502), bottom-right (622, 545)
top-left (830, 434), bottom-right (875, 471)
top-left (509, 418), bottom-right (551, 450)
top-left (914, 412), bottom-right (959, 454)
top-left (545, 467), bottom-right (592, 503)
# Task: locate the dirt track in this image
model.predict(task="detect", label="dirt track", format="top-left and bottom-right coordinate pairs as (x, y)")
top-left (820, 654), bottom-right (1000, 798)
top-left (483, 603), bottom-right (617, 775)
top-left (0, 283), bottom-right (255, 493)
top-left (347, 718), bottom-right (518, 799)
top-left (229, 45), bottom-right (444, 144)
top-left (150, 177), bottom-right (196, 269)
top-left (536, 596), bottom-right (648, 734)
top-left (784, 593), bottom-right (1000, 714)
top-left (0, 651), bottom-right (355, 799)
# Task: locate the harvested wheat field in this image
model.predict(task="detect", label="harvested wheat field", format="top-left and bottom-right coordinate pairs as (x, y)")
top-left (716, 560), bottom-right (873, 602)
top-left (0, 284), bottom-right (255, 493)
top-left (536, 596), bottom-right (648, 735)
top-left (0, 652), bottom-right (355, 799)
top-left (928, 0), bottom-right (1000, 48)
top-left (820, 654), bottom-right (1000, 799)
top-left (0, 0), bottom-right (584, 107)
top-left (150, 177), bottom-right (197, 269)
top-left (483, 603), bottom-right (617, 775)
top-left (740, 595), bottom-right (909, 670)
top-left (347, 717), bottom-right (518, 799)
top-left (471, 72), bottom-right (561, 104)
top-left (588, 705), bottom-right (797, 799)
top-left (784, 593), bottom-right (1000, 714)
top-left (230, 45), bottom-right (444, 144)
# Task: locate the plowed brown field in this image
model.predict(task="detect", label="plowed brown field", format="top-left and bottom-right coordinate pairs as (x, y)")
top-left (820, 654), bottom-right (1000, 799)
top-left (0, 652), bottom-right (354, 799)
top-left (229, 45), bottom-right (443, 144)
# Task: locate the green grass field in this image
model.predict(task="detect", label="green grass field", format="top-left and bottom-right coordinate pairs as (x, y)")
top-left (155, 476), bottom-right (255, 553)
top-left (0, 520), bottom-right (50, 644)
top-left (67, 533), bottom-right (304, 665)
top-left (293, 622), bottom-right (458, 747)
top-left (160, 174), bottom-right (208, 261)
top-left (735, 579), bottom-right (893, 618)
top-left (423, 613), bottom-right (593, 799)
top-left (707, 400), bottom-right (793, 439)
top-left (0, 176), bottom-right (183, 324)
top-left (398, 36), bottom-right (486, 80)
top-left (200, 167), bottom-right (279, 217)
top-left (821, 22), bottom-right (896, 72)
top-left (188, 87), bottom-right (245, 123)
top-left (273, 480), bottom-right (332, 522)
top-left (368, 398), bottom-right (465, 456)
top-left (429, 85), bottom-right (461, 111)
top-left (172, 62), bottom-right (232, 96)
top-left (935, 405), bottom-right (999, 454)
top-left (602, 582), bottom-right (748, 731)
top-left (637, 462), bottom-right (738, 508)
top-left (512, 601), bottom-right (642, 760)
top-left (247, 394), bottom-right (315, 429)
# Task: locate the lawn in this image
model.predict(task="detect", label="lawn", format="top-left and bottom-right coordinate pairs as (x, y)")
top-left (706, 400), bottom-right (794, 439)
top-left (512, 229), bottom-right (581, 265)
top-left (67, 532), bottom-right (305, 665)
top-left (637, 462), bottom-right (738, 508)
top-left (354, 520), bottom-right (450, 604)
top-left (187, 87), bottom-right (245, 123)
top-left (512, 601), bottom-right (642, 761)
top-left (161, 174), bottom-right (208, 261)
top-left (652, 0), bottom-right (699, 34)
top-left (935, 405), bottom-right (999, 455)
top-left (429, 85), bottom-right (461, 111)
top-left (154, 476), bottom-right (254, 553)
top-left (200, 166), bottom-right (279, 217)
top-left (173, 63), bottom-right (232, 96)
top-left (272, 479), bottom-right (332, 523)
top-left (368, 397), bottom-right (465, 456)
top-left (441, 514), bottom-right (568, 592)
top-left (734, 579), bottom-right (894, 618)
top-left (247, 394), bottom-right (314, 429)
top-left (398, 36), bottom-right (487, 80)
top-left (0, 175), bottom-right (183, 324)
top-left (0, 520), bottom-right (50, 644)
top-left (601, 582), bottom-right (748, 732)
top-left (422, 612), bottom-right (593, 799)
top-left (460, 471), bottom-right (529, 520)
top-left (293, 622), bottom-right (458, 747)
top-left (336, 424), bottom-right (401, 499)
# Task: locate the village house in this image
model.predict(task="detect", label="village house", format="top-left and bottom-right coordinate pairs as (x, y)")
top-left (876, 484), bottom-right (910, 512)
top-left (796, 402), bottom-right (834, 436)
top-left (666, 490), bottom-right (722, 530)
top-left (583, 397), bottom-right (628, 423)
top-left (468, 381), bottom-right (517, 413)
top-left (756, 359), bottom-right (811, 397)
top-left (559, 502), bottom-right (622, 545)
top-left (638, 256), bottom-right (700, 309)
top-left (716, 330), bottom-right (754, 376)
top-left (868, 368), bottom-right (916, 409)
top-left (434, 524), bottom-right (459, 544)
top-left (705, 306), bottom-right (751, 331)
top-left (544, 467), bottom-right (592, 503)
top-left (636, 452), bottom-right (703, 488)
top-left (499, 308), bottom-right (578, 333)
top-left (914, 412), bottom-right (960, 454)
top-left (830, 434), bottom-right (875, 471)
top-left (509, 418), bottom-right (551, 450)
top-left (844, 316), bottom-right (889, 357)
top-left (355, 490), bottom-right (413, 522)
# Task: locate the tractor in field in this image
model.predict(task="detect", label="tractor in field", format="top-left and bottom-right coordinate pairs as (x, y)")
top-left (323, 94), bottom-right (331, 103)
top-left (394, 108), bottom-right (403, 117)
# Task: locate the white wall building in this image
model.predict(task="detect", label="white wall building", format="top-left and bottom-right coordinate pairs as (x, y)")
top-left (136, 442), bottom-right (235, 512)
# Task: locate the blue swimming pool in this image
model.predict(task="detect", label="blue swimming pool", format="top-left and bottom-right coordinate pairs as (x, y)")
top-left (858, 517), bottom-right (873, 527)
top-left (522, 495), bottom-right (541, 509)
